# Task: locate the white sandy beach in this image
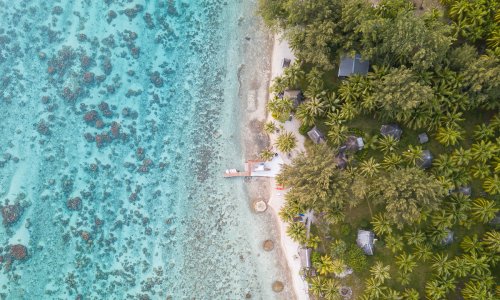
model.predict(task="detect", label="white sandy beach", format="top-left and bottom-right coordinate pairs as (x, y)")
top-left (266, 35), bottom-right (309, 300)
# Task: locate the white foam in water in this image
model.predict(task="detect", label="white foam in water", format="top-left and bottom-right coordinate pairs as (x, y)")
top-left (0, 0), bottom-right (292, 299)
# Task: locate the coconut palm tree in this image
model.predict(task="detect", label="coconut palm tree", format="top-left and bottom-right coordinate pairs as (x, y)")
top-left (286, 222), bottom-right (306, 243)
top-left (471, 163), bottom-right (492, 179)
top-left (402, 288), bottom-right (420, 300)
top-left (461, 280), bottom-right (494, 300)
top-left (327, 123), bottom-right (348, 147)
top-left (451, 147), bottom-right (472, 167)
top-left (359, 157), bottom-right (381, 178)
top-left (403, 145), bottom-right (424, 166)
top-left (450, 257), bottom-right (471, 278)
top-left (440, 109), bottom-right (464, 128)
top-left (377, 135), bottom-right (399, 154)
top-left (314, 255), bottom-right (336, 276)
top-left (460, 234), bottom-right (483, 254)
top-left (404, 229), bottom-right (426, 246)
top-left (482, 230), bottom-right (500, 253)
top-left (309, 276), bottom-right (326, 297)
top-left (463, 252), bottom-right (490, 276)
top-left (425, 279), bottom-right (448, 300)
top-left (432, 154), bottom-right (456, 177)
top-left (381, 153), bottom-right (403, 170)
top-left (397, 271), bottom-right (411, 286)
top-left (431, 252), bottom-right (451, 276)
top-left (414, 243), bottom-right (433, 262)
top-left (323, 278), bottom-right (340, 300)
top-left (267, 96), bottom-right (293, 122)
top-left (435, 126), bottom-right (464, 146)
top-left (431, 210), bottom-right (454, 230)
top-left (371, 213), bottom-right (393, 236)
top-left (259, 148), bottom-right (274, 161)
top-left (470, 197), bottom-right (498, 223)
top-left (263, 121), bottom-right (276, 134)
top-left (275, 131), bottom-right (296, 153)
top-left (364, 277), bottom-right (387, 299)
top-left (283, 63), bottom-right (304, 88)
top-left (483, 174), bottom-right (500, 195)
top-left (295, 103), bottom-right (315, 127)
top-left (473, 124), bottom-right (495, 140)
top-left (306, 235), bottom-right (321, 249)
top-left (370, 261), bottom-right (391, 284)
top-left (338, 101), bottom-right (358, 121)
top-left (471, 140), bottom-right (498, 163)
top-left (385, 288), bottom-right (402, 300)
top-left (386, 234), bottom-right (404, 254)
top-left (396, 252), bottom-right (417, 274)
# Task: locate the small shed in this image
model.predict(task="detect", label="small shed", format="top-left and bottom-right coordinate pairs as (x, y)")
top-left (442, 229), bottom-right (454, 246)
top-left (338, 54), bottom-right (369, 77)
top-left (283, 89), bottom-right (303, 108)
top-left (299, 247), bottom-right (312, 269)
top-left (334, 152), bottom-right (348, 169)
top-left (380, 124), bottom-right (403, 140)
top-left (418, 133), bottom-right (429, 144)
top-left (356, 230), bottom-right (375, 255)
top-left (344, 136), bottom-right (364, 152)
top-left (307, 127), bottom-right (325, 144)
top-left (282, 58), bottom-right (291, 68)
top-left (418, 150), bottom-right (433, 169)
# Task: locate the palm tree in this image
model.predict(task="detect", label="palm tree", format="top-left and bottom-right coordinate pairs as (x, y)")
top-left (364, 277), bottom-right (387, 299)
top-left (403, 145), bottom-right (423, 166)
top-left (451, 147), bottom-right (472, 167)
top-left (295, 103), bottom-right (315, 127)
top-left (338, 101), bottom-right (358, 121)
top-left (435, 126), bottom-right (464, 146)
top-left (286, 222), bottom-right (306, 243)
top-left (471, 163), bottom-right (492, 179)
top-left (270, 76), bottom-right (287, 94)
top-left (371, 213), bottom-right (393, 236)
top-left (385, 288), bottom-right (402, 300)
top-left (267, 96), bottom-right (293, 122)
top-left (482, 230), bottom-right (500, 253)
top-left (431, 210), bottom-right (454, 230)
top-left (483, 174), bottom-right (500, 195)
top-left (450, 257), bottom-right (471, 278)
top-left (470, 197), bottom-right (498, 223)
top-left (259, 148), bottom-right (274, 161)
top-left (327, 123), bottom-right (348, 147)
top-left (283, 63), bottom-right (304, 88)
top-left (377, 135), bottom-right (399, 154)
top-left (425, 279), bottom-right (448, 300)
top-left (359, 157), bottom-right (381, 178)
top-left (386, 234), bottom-right (404, 254)
top-left (471, 140), bottom-right (498, 163)
top-left (404, 229), bottom-right (425, 246)
top-left (314, 255), bottom-right (335, 276)
top-left (414, 243), bottom-right (433, 262)
top-left (381, 153), bottom-right (403, 170)
top-left (432, 154), bottom-right (456, 177)
top-left (308, 276), bottom-right (326, 297)
top-left (402, 288), bottom-right (420, 300)
top-left (461, 280), bottom-right (494, 300)
top-left (275, 131), bottom-right (296, 153)
top-left (473, 124), bottom-right (495, 140)
top-left (396, 252), bottom-right (417, 274)
top-left (263, 121), bottom-right (276, 134)
top-left (303, 97), bottom-right (326, 118)
top-left (323, 278), bottom-right (340, 300)
top-left (431, 252), bottom-right (451, 276)
top-left (397, 271), bottom-right (411, 286)
top-left (460, 234), bottom-right (483, 254)
top-left (370, 261), bottom-right (391, 284)
top-left (463, 252), bottom-right (490, 276)
top-left (306, 235), bottom-right (321, 249)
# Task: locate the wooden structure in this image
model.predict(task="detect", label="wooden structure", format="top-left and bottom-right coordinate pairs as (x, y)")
top-left (223, 160), bottom-right (264, 178)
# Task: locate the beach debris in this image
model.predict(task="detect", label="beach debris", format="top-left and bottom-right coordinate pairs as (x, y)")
top-left (272, 281), bottom-right (284, 293)
top-left (1, 203), bottom-right (23, 226)
top-left (263, 240), bottom-right (274, 251)
top-left (253, 200), bottom-right (267, 213)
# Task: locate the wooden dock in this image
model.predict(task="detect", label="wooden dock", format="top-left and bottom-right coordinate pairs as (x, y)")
top-left (223, 160), bottom-right (263, 178)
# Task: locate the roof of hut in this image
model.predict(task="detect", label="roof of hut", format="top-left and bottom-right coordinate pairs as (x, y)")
top-left (338, 54), bottom-right (369, 77)
top-left (307, 127), bottom-right (325, 144)
top-left (380, 124), bottom-right (403, 140)
top-left (356, 230), bottom-right (375, 255)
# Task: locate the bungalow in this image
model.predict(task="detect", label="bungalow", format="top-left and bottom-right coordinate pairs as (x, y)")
top-left (418, 150), bottom-right (433, 169)
top-left (283, 89), bottom-right (304, 108)
top-left (299, 247), bottom-right (312, 269)
top-left (338, 54), bottom-right (369, 78)
top-left (307, 126), bottom-right (325, 144)
top-left (356, 230), bottom-right (375, 255)
top-left (380, 124), bottom-right (403, 140)
top-left (343, 135), bottom-right (364, 152)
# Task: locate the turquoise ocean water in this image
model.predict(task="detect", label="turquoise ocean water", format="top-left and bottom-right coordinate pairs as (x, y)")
top-left (0, 1), bottom-right (290, 299)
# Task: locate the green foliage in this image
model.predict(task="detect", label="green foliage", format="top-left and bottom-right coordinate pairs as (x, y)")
top-left (259, 148), bottom-right (274, 161)
top-left (274, 131), bottom-right (297, 153)
top-left (370, 261), bottom-right (391, 284)
top-left (470, 198), bottom-right (499, 223)
top-left (263, 121), bottom-right (277, 134)
top-left (286, 222), bottom-right (306, 243)
top-left (344, 245), bottom-right (368, 273)
top-left (267, 95), bottom-right (293, 122)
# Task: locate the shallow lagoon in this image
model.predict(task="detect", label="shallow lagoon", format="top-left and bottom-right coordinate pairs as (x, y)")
top-left (0, 1), bottom-right (290, 298)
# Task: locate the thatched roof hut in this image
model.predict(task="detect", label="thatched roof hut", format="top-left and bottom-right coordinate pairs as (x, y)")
top-left (380, 124), bottom-right (402, 140)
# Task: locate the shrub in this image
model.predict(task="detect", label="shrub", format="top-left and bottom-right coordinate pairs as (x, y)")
top-left (345, 245), bottom-right (368, 273)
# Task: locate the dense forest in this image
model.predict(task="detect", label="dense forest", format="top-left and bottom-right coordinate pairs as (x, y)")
top-left (259, 0), bottom-right (499, 299)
